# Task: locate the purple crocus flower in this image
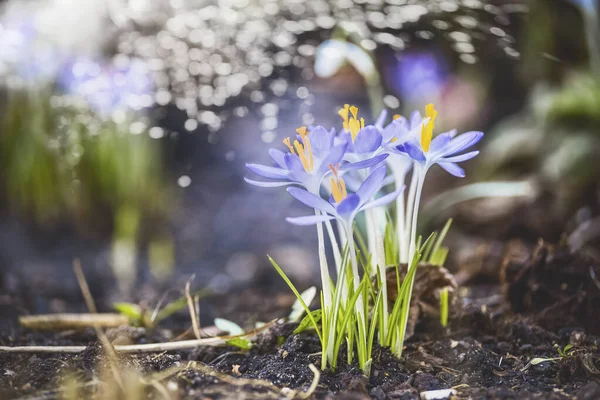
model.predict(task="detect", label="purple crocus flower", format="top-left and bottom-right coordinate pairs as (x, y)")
top-left (285, 165), bottom-right (403, 229)
top-left (392, 104), bottom-right (483, 177)
top-left (246, 125), bottom-right (385, 194)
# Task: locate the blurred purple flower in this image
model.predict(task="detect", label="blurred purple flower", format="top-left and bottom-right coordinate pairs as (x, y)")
top-left (388, 51), bottom-right (448, 103)
top-left (57, 57), bottom-right (153, 116)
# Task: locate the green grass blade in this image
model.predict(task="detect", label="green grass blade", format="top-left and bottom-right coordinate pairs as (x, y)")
top-left (268, 255), bottom-right (323, 345)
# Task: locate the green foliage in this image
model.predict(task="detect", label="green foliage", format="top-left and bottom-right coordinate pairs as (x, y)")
top-left (294, 310), bottom-right (322, 334)
top-left (225, 338), bottom-right (253, 350)
top-left (215, 318), bottom-right (245, 336)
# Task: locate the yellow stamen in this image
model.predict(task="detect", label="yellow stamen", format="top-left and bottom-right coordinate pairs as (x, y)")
top-left (296, 126), bottom-right (307, 138)
top-left (328, 164), bottom-right (347, 203)
top-left (349, 106), bottom-right (358, 119)
top-left (283, 137), bottom-right (295, 154)
top-left (338, 104), bottom-right (350, 131)
top-left (421, 103), bottom-right (438, 153)
top-left (391, 137), bottom-right (397, 143)
top-left (393, 114), bottom-right (401, 120)
top-left (349, 118), bottom-right (361, 140)
top-left (294, 136), bottom-right (314, 172)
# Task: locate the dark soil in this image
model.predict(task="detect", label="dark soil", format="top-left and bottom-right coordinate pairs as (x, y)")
top-left (1, 242), bottom-right (600, 399)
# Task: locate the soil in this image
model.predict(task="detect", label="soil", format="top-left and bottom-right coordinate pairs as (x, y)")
top-left (1, 241), bottom-right (600, 399)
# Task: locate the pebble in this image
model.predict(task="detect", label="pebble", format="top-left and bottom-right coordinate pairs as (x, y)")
top-left (420, 389), bottom-right (456, 400)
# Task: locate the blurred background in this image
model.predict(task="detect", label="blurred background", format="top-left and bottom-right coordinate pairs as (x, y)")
top-left (0, 0), bottom-right (598, 320)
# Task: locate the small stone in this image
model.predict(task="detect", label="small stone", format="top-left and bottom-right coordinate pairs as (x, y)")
top-left (420, 389), bottom-right (456, 400)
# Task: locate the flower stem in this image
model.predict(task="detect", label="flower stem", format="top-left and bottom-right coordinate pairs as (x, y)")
top-left (394, 170), bottom-right (407, 264)
top-left (315, 209), bottom-right (332, 310)
top-left (408, 168), bottom-right (425, 261)
top-left (403, 170), bottom-right (418, 262)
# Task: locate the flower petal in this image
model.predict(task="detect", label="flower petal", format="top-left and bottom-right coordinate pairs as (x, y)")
top-left (439, 150), bottom-right (479, 163)
top-left (246, 163), bottom-right (290, 179)
top-left (244, 178), bottom-right (296, 188)
top-left (360, 186), bottom-right (404, 211)
top-left (429, 130), bottom-right (455, 152)
top-left (286, 214), bottom-right (336, 226)
top-left (288, 187), bottom-right (336, 214)
top-left (308, 126), bottom-right (334, 153)
top-left (409, 110), bottom-right (423, 129)
top-left (356, 165), bottom-right (387, 201)
top-left (284, 153), bottom-right (305, 174)
top-left (340, 153), bottom-right (388, 171)
top-left (382, 117), bottom-right (409, 142)
top-left (375, 109), bottom-right (388, 129)
top-left (353, 125), bottom-right (383, 154)
top-left (317, 143), bottom-right (347, 173)
top-left (438, 162), bottom-right (465, 177)
top-left (336, 194), bottom-right (360, 215)
top-left (268, 148), bottom-right (287, 168)
top-left (438, 131), bottom-right (483, 157)
top-left (403, 141), bottom-right (427, 162)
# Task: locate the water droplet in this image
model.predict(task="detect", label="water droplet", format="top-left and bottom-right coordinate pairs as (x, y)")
top-left (178, 175), bottom-right (191, 187)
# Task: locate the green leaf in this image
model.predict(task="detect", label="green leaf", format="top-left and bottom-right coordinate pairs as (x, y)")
top-left (114, 302), bottom-right (143, 323)
top-left (215, 318), bottom-right (245, 336)
top-left (268, 255), bottom-right (323, 345)
top-left (440, 287), bottom-right (449, 327)
top-left (294, 310), bottom-right (322, 334)
top-left (289, 286), bottom-right (317, 322)
top-left (530, 357), bottom-right (560, 365)
top-left (226, 338), bottom-right (253, 350)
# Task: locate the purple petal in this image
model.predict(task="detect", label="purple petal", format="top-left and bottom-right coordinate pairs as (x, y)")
top-left (269, 148), bottom-right (287, 168)
top-left (284, 153), bottom-right (305, 173)
top-left (308, 126), bottom-right (333, 152)
top-left (438, 162), bottom-right (465, 177)
top-left (382, 117), bottom-right (409, 142)
top-left (288, 187), bottom-right (336, 214)
top-left (246, 163), bottom-right (290, 179)
top-left (439, 150), bottom-right (479, 163)
top-left (336, 194), bottom-right (360, 215)
top-left (286, 214), bottom-right (336, 226)
top-left (340, 154), bottom-right (388, 171)
top-left (360, 186), bottom-right (404, 211)
top-left (438, 131), bottom-right (483, 157)
top-left (317, 143), bottom-right (347, 173)
top-left (375, 109), bottom-right (388, 129)
top-left (245, 178), bottom-right (296, 188)
top-left (353, 126), bottom-right (383, 154)
top-left (356, 165), bottom-right (387, 201)
top-left (409, 110), bottom-right (422, 129)
top-left (429, 130), bottom-right (455, 153)
top-left (403, 141), bottom-right (427, 162)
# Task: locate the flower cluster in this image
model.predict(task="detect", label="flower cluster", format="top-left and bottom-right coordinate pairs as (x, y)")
top-left (246, 103), bottom-right (483, 373)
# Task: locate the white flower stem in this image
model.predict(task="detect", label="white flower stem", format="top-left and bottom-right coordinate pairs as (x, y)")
top-left (394, 170), bottom-right (407, 264)
top-left (345, 223), bottom-right (366, 348)
top-left (397, 168), bottom-right (425, 357)
top-left (324, 219), bottom-right (342, 274)
top-left (315, 209), bottom-right (332, 310)
top-left (324, 218), bottom-right (348, 303)
top-left (408, 169), bottom-right (425, 260)
top-left (403, 170), bottom-right (418, 262)
top-left (337, 220), bottom-right (347, 249)
top-left (315, 209), bottom-right (334, 368)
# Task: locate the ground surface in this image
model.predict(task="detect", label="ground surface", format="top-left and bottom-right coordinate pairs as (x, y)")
top-left (1, 241), bottom-right (600, 399)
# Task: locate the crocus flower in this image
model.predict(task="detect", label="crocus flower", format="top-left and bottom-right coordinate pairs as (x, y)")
top-left (392, 104), bottom-right (483, 177)
top-left (246, 125), bottom-right (386, 194)
top-left (285, 165), bottom-right (403, 229)
top-left (245, 126), bottom-right (348, 194)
